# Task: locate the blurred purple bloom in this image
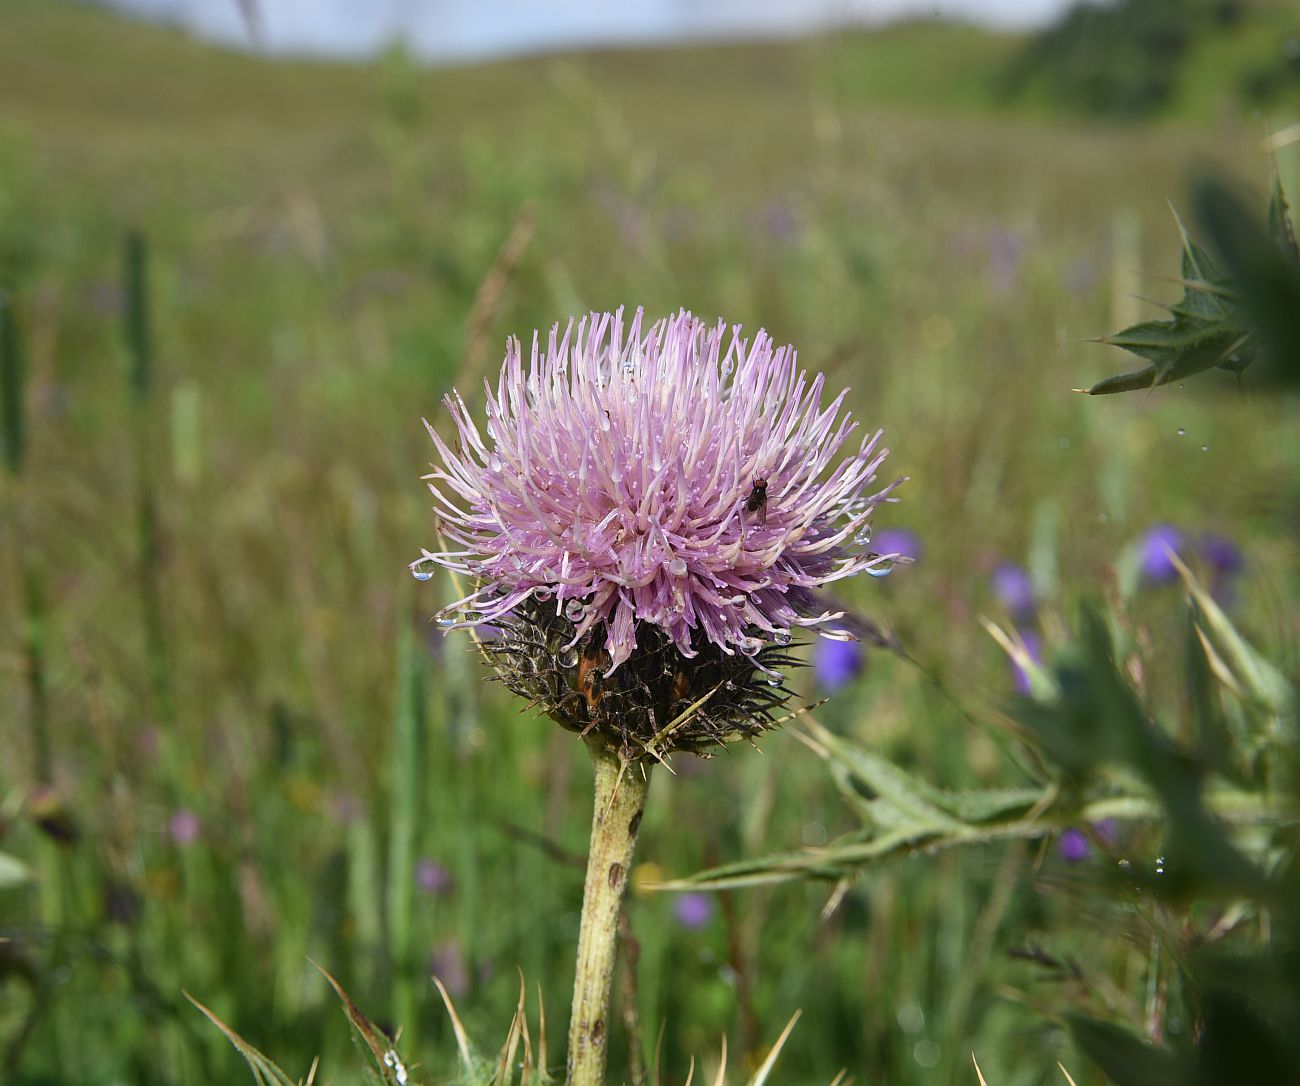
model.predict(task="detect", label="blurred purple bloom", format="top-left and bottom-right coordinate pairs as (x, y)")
top-left (985, 228), bottom-right (1026, 294)
top-left (873, 528), bottom-right (922, 562)
top-left (1138, 524), bottom-right (1184, 584)
top-left (1010, 630), bottom-right (1042, 696)
top-left (1058, 828), bottom-right (1090, 863)
top-left (415, 858), bottom-right (453, 896)
top-left (759, 201), bottom-right (800, 245)
top-left (416, 308), bottom-right (904, 672)
top-left (1058, 820), bottom-right (1116, 863)
top-left (991, 563), bottom-right (1036, 623)
top-left (674, 892), bottom-right (714, 929)
top-left (1200, 533), bottom-right (1243, 578)
top-left (1201, 532), bottom-right (1244, 605)
top-left (168, 809), bottom-right (200, 847)
top-left (814, 637), bottom-right (864, 693)
top-left (429, 939), bottom-right (470, 997)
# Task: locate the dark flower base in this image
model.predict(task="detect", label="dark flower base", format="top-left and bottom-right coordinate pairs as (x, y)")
top-left (483, 599), bottom-right (801, 759)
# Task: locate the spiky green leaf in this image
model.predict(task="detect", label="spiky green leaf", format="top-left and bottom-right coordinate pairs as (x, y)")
top-left (186, 994), bottom-right (301, 1086)
top-left (1082, 178), bottom-right (1299, 394)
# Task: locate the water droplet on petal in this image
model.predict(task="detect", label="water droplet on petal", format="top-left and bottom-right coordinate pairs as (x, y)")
top-left (488, 453), bottom-right (503, 472)
top-left (564, 598), bottom-right (585, 620)
top-left (534, 587), bottom-right (553, 602)
top-left (435, 614), bottom-right (457, 629)
top-left (411, 558), bottom-right (436, 582)
top-left (558, 647), bottom-right (578, 668)
top-left (766, 673), bottom-right (785, 688)
top-left (773, 630), bottom-right (792, 646)
top-left (868, 559), bottom-right (896, 578)
top-left (668, 557), bottom-right (688, 577)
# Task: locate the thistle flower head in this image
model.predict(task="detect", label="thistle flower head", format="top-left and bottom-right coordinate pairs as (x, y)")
top-left (415, 307), bottom-right (905, 755)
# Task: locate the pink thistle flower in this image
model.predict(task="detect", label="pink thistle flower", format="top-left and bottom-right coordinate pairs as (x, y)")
top-left (415, 308), bottom-right (905, 753)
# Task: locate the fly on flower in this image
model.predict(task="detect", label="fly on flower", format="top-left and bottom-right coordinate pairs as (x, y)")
top-left (414, 307), bottom-right (907, 757)
top-left (745, 476), bottom-right (769, 527)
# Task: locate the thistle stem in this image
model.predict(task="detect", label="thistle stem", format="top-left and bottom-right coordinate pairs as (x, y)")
top-left (567, 737), bottom-right (651, 1086)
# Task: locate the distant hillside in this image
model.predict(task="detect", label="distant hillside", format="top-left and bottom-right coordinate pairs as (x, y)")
top-left (0, 0), bottom-right (1294, 157)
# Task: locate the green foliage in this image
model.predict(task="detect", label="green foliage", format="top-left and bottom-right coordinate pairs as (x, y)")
top-left (1006, 0), bottom-right (1199, 116)
top-left (0, 291), bottom-right (23, 476)
top-left (1005, 0), bottom-right (1300, 120)
top-left (683, 555), bottom-right (1298, 1081)
top-left (1082, 176), bottom-right (1299, 393)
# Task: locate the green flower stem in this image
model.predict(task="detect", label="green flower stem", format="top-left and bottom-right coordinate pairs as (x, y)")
top-left (567, 737), bottom-right (651, 1086)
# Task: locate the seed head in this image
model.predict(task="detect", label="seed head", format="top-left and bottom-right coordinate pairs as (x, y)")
top-left (416, 308), bottom-right (905, 756)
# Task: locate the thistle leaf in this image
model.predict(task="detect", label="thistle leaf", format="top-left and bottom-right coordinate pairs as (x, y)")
top-left (186, 994), bottom-right (302, 1086)
top-left (1267, 171), bottom-right (1298, 260)
top-left (1081, 178), bottom-right (1300, 394)
top-left (313, 961), bottom-right (415, 1085)
top-left (1065, 1016), bottom-right (1182, 1086)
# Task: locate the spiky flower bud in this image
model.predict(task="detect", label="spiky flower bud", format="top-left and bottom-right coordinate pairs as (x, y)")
top-left (415, 308), bottom-right (904, 757)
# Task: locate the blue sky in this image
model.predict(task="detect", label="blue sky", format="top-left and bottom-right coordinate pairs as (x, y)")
top-left (100, 0), bottom-right (1079, 61)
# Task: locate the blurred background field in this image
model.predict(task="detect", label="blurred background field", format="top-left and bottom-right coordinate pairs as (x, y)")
top-left (1, 0), bottom-right (1298, 1082)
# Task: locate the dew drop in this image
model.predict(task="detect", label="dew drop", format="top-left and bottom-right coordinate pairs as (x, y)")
top-left (488, 453), bottom-right (503, 472)
top-left (668, 557), bottom-right (688, 577)
top-left (765, 673), bottom-right (785, 688)
top-left (867, 559), bottom-right (896, 578)
top-left (410, 559), bottom-right (435, 582)
top-left (559, 647), bottom-right (579, 668)
top-left (773, 630), bottom-right (792, 646)
top-left (435, 614), bottom-right (457, 629)
top-left (1176, 427), bottom-right (1186, 436)
top-left (534, 587), bottom-right (554, 602)
top-left (564, 598), bottom-right (586, 620)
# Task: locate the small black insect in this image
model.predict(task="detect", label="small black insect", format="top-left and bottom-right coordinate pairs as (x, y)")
top-left (745, 477), bottom-right (769, 526)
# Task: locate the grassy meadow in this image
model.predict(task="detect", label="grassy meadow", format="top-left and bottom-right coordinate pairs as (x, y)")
top-left (1, 0), bottom-right (1299, 1082)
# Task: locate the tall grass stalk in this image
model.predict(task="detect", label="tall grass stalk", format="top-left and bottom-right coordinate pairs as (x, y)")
top-left (387, 611), bottom-right (427, 1048)
top-left (123, 231), bottom-right (173, 727)
top-left (1, 291), bottom-right (50, 783)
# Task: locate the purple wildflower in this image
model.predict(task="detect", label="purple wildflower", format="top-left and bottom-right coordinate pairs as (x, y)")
top-left (415, 858), bottom-right (453, 896)
top-left (429, 939), bottom-right (470, 997)
top-left (1201, 532), bottom-right (1243, 578)
top-left (1010, 630), bottom-right (1042, 696)
top-left (872, 528), bottom-right (922, 562)
top-left (991, 563), bottom-right (1036, 624)
top-left (815, 637), bottom-right (864, 692)
top-left (415, 308), bottom-right (905, 752)
top-left (1138, 524), bottom-right (1183, 584)
top-left (1058, 828), bottom-right (1090, 863)
top-left (1201, 532), bottom-right (1244, 605)
top-left (1057, 819), bottom-right (1116, 863)
top-left (673, 892), bottom-right (714, 929)
top-left (418, 308), bottom-right (901, 668)
top-left (168, 809), bottom-right (200, 847)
